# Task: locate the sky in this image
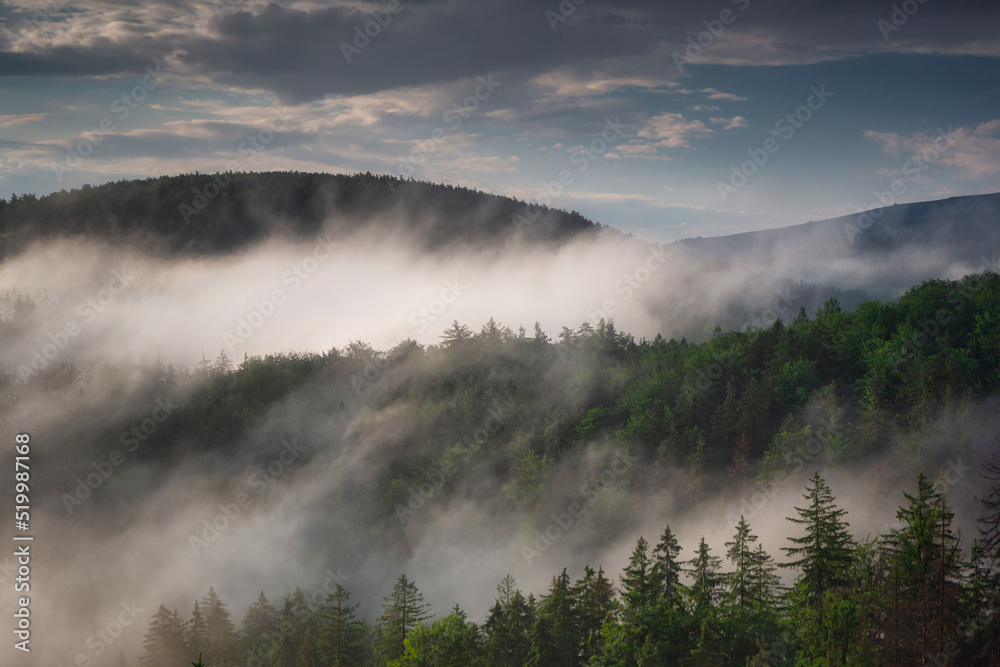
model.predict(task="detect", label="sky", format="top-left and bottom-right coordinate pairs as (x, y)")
top-left (0, 0), bottom-right (999, 242)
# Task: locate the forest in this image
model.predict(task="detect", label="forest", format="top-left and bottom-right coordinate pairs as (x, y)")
top-left (0, 172), bottom-right (603, 258)
top-left (5, 269), bottom-right (997, 666)
top-left (136, 463), bottom-right (1000, 666)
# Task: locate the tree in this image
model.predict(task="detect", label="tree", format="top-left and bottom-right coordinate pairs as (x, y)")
top-left (318, 584), bottom-right (366, 667)
top-left (296, 626), bottom-right (319, 667)
top-left (747, 543), bottom-right (782, 608)
top-left (240, 591), bottom-right (279, 653)
top-left (533, 321), bottom-right (550, 345)
top-left (201, 587), bottom-right (239, 667)
top-left (725, 515), bottom-right (758, 608)
top-left (141, 605), bottom-right (187, 667)
top-left (573, 565), bottom-right (613, 661)
top-left (440, 321), bottom-right (472, 349)
top-left (186, 601), bottom-right (207, 659)
top-left (484, 575), bottom-right (535, 667)
top-left (620, 536), bottom-right (655, 612)
top-left (528, 569), bottom-right (579, 667)
top-left (376, 574), bottom-right (432, 665)
top-left (884, 473), bottom-right (965, 662)
top-left (686, 537), bottom-right (722, 616)
top-left (688, 618), bottom-right (723, 667)
top-left (396, 606), bottom-right (483, 666)
top-left (782, 472), bottom-right (854, 606)
top-left (651, 525), bottom-right (684, 607)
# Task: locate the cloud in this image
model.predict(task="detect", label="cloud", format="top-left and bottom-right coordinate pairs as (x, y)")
top-left (865, 119), bottom-right (1000, 177)
top-left (710, 116), bottom-right (748, 130)
top-left (700, 88), bottom-right (747, 102)
top-left (0, 112), bottom-right (47, 127)
top-left (637, 112), bottom-right (712, 149)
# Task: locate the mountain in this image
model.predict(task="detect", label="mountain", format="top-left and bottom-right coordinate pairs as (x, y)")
top-left (673, 192), bottom-right (1000, 296)
top-left (0, 171), bottom-right (607, 258)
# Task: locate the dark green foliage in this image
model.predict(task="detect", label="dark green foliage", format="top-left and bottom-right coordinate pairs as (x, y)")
top-left (376, 575), bottom-right (431, 665)
top-left (318, 584), bottom-right (366, 667)
top-left (484, 575), bottom-right (536, 666)
top-left (152, 460), bottom-right (1000, 666)
top-left (782, 472), bottom-right (854, 606)
top-left (0, 172), bottom-right (601, 259)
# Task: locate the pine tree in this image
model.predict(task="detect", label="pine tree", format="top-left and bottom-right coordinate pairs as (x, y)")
top-left (186, 601), bottom-right (207, 659)
top-left (725, 515), bottom-right (758, 608)
top-left (884, 473), bottom-right (965, 662)
top-left (533, 321), bottom-right (550, 345)
top-left (318, 584), bottom-right (365, 667)
top-left (687, 536), bottom-right (722, 616)
top-left (782, 472), bottom-right (854, 606)
top-left (240, 591), bottom-right (279, 656)
top-left (273, 588), bottom-right (313, 667)
top-left (748, 543), bottom-right (782, 607)
top-left (528, 569), bottom-right (579, 667)
top-left (651, 525), bottom-right (684, 607)
top-left (376, 574), bottom-right (432, 664)
top-left (620, 536), bottom-right (655, 612)
top-left (484, 575), bottom-right (535, 667)
top-left (440, 321), bottom-right (472, 349)
top-left (296, 626), bottom-right (318, 667)
top-left (201, 587), bottom-right (238, 667)
top-left (573, 565), bottom-right (613, 661)
top-left (141, 605), bottom-right (187, 667)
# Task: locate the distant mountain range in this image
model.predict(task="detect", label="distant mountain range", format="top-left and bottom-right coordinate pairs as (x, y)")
top-left (673, 192), bottom-right (1000, 296)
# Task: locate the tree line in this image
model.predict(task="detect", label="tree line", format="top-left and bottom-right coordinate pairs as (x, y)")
top-left (136, 469), bottom-right (999, 666)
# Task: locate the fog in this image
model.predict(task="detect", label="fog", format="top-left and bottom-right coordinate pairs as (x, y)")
top-left (0, 215), bottom-right (996, 665)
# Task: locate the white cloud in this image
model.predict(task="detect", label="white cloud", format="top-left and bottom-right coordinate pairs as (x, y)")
top-left (0, 113), bottom-right (47, 128)
top-left (709, 116), bottom-right (748, 130)
top-left (637, 113), bottom-right (712, 149)
top-left (865, 120), bottom-right (1000, 177)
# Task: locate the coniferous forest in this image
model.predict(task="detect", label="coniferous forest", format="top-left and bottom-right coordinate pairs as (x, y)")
top-left (4, 0), bottom-right (1000, 664)
top-left (139, 461), bottom-right (1000, 667)
top-left (8, 270), bottom-right (994, 666)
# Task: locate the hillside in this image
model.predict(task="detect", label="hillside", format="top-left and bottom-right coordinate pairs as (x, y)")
top-left (0, 172), bottom-right (605, 258)
top-left (673, 192), bottom-right (1000, 294)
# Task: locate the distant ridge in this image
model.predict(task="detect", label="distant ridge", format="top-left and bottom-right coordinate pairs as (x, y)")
top-left (672, 192), bottom-right (1000, 293)
top-left (0, 171), bottom-right (609, 258)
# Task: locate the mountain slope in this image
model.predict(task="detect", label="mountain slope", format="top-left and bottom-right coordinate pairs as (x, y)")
top-left (0, 171), bottom-right (606, 258)
top-left (673, 192), bottom-right (1000, 294)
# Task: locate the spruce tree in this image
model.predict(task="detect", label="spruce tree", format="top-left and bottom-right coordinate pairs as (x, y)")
top-left (528, 569), bottom-right (579, 667)
top-left (484, 575), bottom-right (535, 667)
top-left (651, 525), bottom-right (684, 607)
top-left (376, 574), bottom-right (432, 664)
top-left (573, 565), bottom-right (613, 661)
top-left (620, 536), bottom-right (655, 612)
top-left (240, 591), bottom-right (280, 653)
top-left (141, 605), bottom-right (187, 667)
top-left (725, 516), bottom-right (758, 608)
top-left (782, 472), bottom-right (854, 605)
top-left (201, 587), bottom-right (238, 667)
top-left (885, 473), bottom-right (965, 661)
top-left (687, 536), bottom-right (722, 616)
top-left (318, 583), bottom-right (365, 667)
top-left (186, 601), bottom-right (207, 659)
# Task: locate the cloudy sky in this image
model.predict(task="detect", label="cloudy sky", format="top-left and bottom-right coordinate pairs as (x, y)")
top-left (0, 0), bottom-right (998, 241)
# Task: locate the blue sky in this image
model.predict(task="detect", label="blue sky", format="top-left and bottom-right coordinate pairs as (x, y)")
top-left (1, 0), bottom-right (998, 242)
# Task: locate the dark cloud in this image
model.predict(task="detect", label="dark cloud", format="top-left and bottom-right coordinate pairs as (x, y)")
top-left (0, 0), bottom-right (994, 103)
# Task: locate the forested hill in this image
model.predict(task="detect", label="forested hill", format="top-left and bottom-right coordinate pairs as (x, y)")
top-left (673, 192), bottom-right (1000, 294)
top-left (0, 172), bottom-right (605, 258)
